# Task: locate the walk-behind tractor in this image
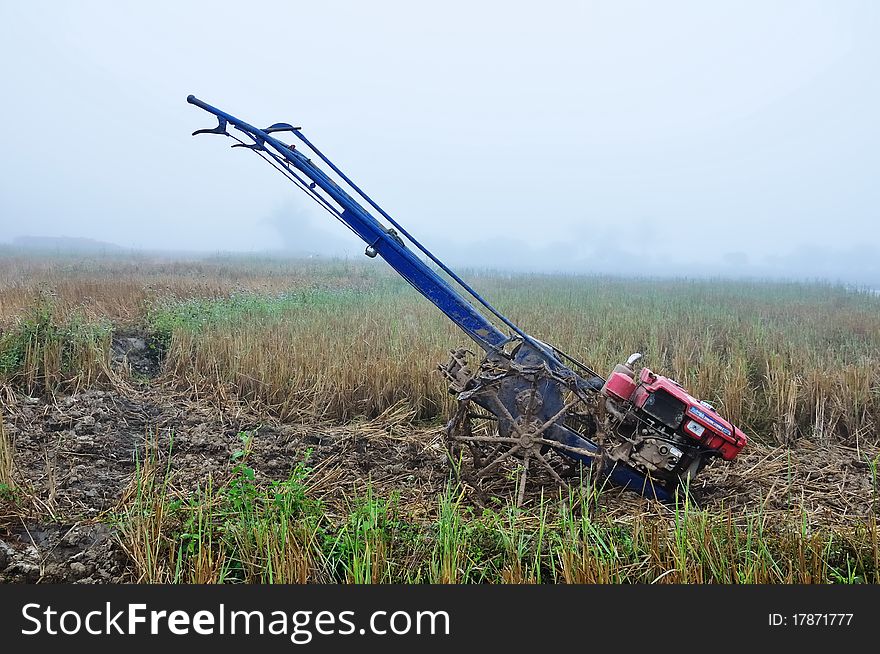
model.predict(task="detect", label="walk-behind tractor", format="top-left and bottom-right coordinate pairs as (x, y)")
top-left (188, 96), bottom-right (747, 505)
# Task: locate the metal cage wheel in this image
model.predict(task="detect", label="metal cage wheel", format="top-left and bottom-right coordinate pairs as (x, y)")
top-left (444, 395), bottom-right (579, 507)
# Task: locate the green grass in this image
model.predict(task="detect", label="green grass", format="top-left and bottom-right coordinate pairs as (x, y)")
top-left (113, 440), bottom-right (879, 584)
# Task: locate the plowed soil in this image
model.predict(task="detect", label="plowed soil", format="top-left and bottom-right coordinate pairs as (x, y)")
top-left (1, 379), bottom-right (876, 583)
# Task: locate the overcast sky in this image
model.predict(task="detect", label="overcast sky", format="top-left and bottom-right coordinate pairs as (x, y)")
top-left (1, 1), bottom-right (878, 282)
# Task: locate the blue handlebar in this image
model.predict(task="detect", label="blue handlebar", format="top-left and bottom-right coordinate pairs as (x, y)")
top-left (187, 95), bottom-right (511, 352)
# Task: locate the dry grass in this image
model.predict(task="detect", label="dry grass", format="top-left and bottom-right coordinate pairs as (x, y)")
top-left (0, 251), bottom-right (384, 324)
top-left (2, 251), bottom-right (878, 441)
top-left (114, 434), bottom-right (175, 583)
top-left (0, 304), bottom-right (114, 394)
top-left (0, 409), bottom-right (13, 491)
top-left (154, 274), bottom-right (880, 446)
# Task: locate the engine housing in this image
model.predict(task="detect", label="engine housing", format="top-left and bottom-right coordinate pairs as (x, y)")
top-left (600, 357), bottom-right (747, 487)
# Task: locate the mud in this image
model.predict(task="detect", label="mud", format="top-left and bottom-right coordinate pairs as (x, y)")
top-left (0, 382), bottom-right (447, 583)
top-left (1, 379), bottom-right (876, 583)
top-left (111, 328), bottom-right (164, 378)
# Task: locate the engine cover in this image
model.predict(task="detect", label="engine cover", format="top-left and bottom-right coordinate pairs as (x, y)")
top-left (631, 368), bottom-right (747, 460)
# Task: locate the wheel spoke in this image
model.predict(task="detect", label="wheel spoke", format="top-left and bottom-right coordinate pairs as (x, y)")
top-left (466, 441), bottom-right (484, 469)
top-left (487, 392), bottom-right (528, 438)
top-left (449, 435), bottom-right (520, 445)
top-left (534, 450), bottom-right (567, 485)
top-left (536, 437), bottom-right (599, 458)
top-left (532, 399), bottom-right (579, 438)
top-left (475, 444), bottom-right (522, 478)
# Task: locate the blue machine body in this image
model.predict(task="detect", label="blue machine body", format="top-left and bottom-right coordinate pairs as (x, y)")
top-left (186, 95), bottom-right (671, 502)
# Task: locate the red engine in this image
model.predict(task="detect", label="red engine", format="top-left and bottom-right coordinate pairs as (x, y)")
top-left (600, 354), bottom-right (747, 487)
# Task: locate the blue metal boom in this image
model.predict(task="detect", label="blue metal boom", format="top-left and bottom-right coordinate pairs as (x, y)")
top-left (186, 95), bottom-right (532, 355)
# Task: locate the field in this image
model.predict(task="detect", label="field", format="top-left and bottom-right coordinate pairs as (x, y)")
top-left (0, 250), bottom-right (878, 583)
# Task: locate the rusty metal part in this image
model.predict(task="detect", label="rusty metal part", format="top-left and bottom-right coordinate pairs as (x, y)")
top-left (441, 348), bottom-right (601, 507)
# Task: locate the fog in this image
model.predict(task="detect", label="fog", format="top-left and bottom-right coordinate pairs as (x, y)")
top-left (1, 1), bottom-right (878, 284)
